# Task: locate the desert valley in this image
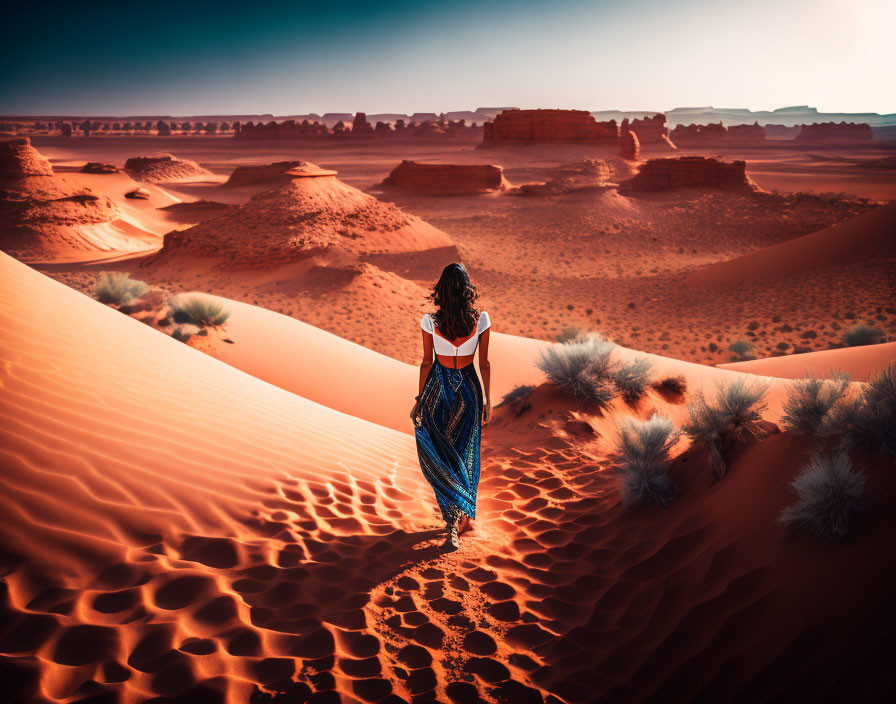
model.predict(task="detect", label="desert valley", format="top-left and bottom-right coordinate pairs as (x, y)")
top-left (2, 30), bottom-right (896, 702)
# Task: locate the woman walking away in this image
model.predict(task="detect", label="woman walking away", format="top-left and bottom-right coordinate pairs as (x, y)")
top-left (411, 263), bottom-right (491, 551)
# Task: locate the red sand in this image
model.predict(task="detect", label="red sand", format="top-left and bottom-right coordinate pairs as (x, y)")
top-left (2, 253), bottom-right (895, 703)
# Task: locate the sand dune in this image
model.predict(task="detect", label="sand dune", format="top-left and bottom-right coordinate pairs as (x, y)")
top-left (2, 252), bottom-right (895, 703)
top-left (720, 341), bottom-right (896, 380)
top-left (686, 201), bottom-right (896, 288)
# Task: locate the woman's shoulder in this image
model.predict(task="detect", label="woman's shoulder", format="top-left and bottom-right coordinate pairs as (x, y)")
top-left (420, 312), bottom-right (434, 333)
top-left (478, 310), bottom-right (491, 332)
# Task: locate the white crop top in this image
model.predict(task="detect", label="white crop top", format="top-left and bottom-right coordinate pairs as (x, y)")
top-left (421, 311), bottom-right (491, 356)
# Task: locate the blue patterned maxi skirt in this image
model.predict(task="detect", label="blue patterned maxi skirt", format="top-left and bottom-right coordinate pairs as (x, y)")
top-left (414, 359), bottom-right (483, 524)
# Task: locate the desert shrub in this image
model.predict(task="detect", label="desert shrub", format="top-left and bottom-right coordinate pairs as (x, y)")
top-left (654, 375), bottom-right (687, 397)
top-left (536, 335), bottom-right (617, 407)
top-left (684, 377), bottom-right (771, 480)
top-left (613, 414), bottom-right (680, 507)
top-left (498, 385), bottom-right (536, 407)
top-left (171, 327), bottom-right (192, 343)
top-left (778, 451), bottom-right (869, 539)
top-left (556, 326), bottom-right (581, 344)
top-left (820, 364), bottom-right (896, 455)
top-left (728, 339), bottom-right (754, 362)
top-left (169, 295), bottom-right (230, 327)
top-left (780, 373), bottom-right (849, 436)
top-left (94, 272), bottom-right (147, 305)
top-left (842, 323), bottom-right (884, 347)
top-left (612, 356), bottom-right (655, 403)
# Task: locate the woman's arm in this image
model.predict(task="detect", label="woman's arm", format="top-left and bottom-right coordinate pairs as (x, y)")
top-left (418, 329), bottom-right (434, 396)
top-left (478, 329), bottom-right (491, 423)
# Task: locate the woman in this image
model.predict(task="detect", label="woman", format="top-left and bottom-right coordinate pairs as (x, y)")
top-left (411, 263), bottom-right (491, 551)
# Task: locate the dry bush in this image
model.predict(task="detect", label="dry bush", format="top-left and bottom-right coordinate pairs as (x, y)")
top-left (684, 377), bottom-right (771, 480)
top-left (94, 272), bottom-right (147, 305)
top-left (497, 385), bottom-right (536, 407)
top-left (612, 356), bottom-right (655, 403)
top-left (780, 373), bottom-right (849, 436)
top-left (778, 451), bottom-right (869, 539)
top-left (613, 414), bottom-right (680, 507)
top-left (842, 323), bottom-right (885, 347)
top-left (820, 364), bottom-right (896, 455)
top-left (536, 335), bottom-right (617, 408)
top-left (169, 295), bottom-right (230, 328)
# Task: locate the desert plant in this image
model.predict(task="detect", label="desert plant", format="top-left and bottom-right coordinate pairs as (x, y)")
top-left (612, 356), bottom-right (655, 403)
top-left (556, 326), bottom-right (581, 344)
top-left (820, 364), bottom-right (895, 455)
top-left (171, 327), bottom-right (192, 343)
top-left (778, 451), bottom-right (869, 539)
top-left (780, 373), bottom-right (849, 436)
top-left (613, 414), bottom-right (680, 507)
top-left (169, 295), bottom-right (230, 327)
top-left (684, 377), bottom-right (771, 480)
top-left (842, 323), bottom-right (884, 347)
top-left (536, 335), bottom-right (617, 406)
top-left (728, 339), bottom-right (755, 362)
top-left (94, 272), bottom-right (147, 305)
top-left (654, 375), bottom-right (687, 397)
top-left (497, 384), bottom-right (536, 407)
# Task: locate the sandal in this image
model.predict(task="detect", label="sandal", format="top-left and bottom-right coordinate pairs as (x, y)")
top-left (442, 522), bottom-right (460, 551)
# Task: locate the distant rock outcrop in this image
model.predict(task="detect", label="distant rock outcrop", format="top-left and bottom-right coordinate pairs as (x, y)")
top-left (619, 156), bottom-right (754, 192)
top-left (222, 161), bottom-right (336, 189)
top-left (124, 154), bottom-right (212, 183)
top-left (671, 122), bottom-right (766, 143)
top-left (352, 112), bottom-right (374, 136)
top-left (619, 130), bottom-right (640, 160)
top-left (796, 122), bottom-right (873, 140)
top-left (482, 109), bottom-right (618, 144)
top-left (382, 161), bottom-right (508, 195)
top-left (0, 138), bottom-right (127, 261)
top-left (509, 159), bottom-right (612, 196)
top-left (146, 163), bottom-right (454, 269)
top-left (621, 115), bottom-right (676, 148)
top-left (81, 162), bottom-right (118, 174)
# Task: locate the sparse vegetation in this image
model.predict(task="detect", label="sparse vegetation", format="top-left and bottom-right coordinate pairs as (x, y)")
top-left (613, 414), bottom-right (680, 507)
top-left (169, 295), bottom-right (230, 327)
top-left (780, 374), bottom-right (849, 436)
top-left (684, 378), bottom-right (771, 480)
top-left (536, 335), bottom-right (617, 407)
top-left (94, 272), bottom-right (147, 305)
top-left (171, 327), bottom-right (192, 343)
top-left (612, 356), bottom-right (655, 403)
top-left (820, 364), bottom-right (896, 455)
top-left (498, 385), bottom-right (536, 407)
top-left (842, 323), bottom-right (884, 347)
top-left (728, 339), bottom-right (755, 362)
top-left (654, 375), bottom-right (687, 397)
top-left (556, 326), bottom-right (581, 344)
top-left (778, 451), bottom-right (869, 539)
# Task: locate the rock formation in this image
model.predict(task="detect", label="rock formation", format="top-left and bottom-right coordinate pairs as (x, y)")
top-left (796, 122), bottom-right (874, 140)
top-left (0, 138), bottom-right (127, 261)
top-left (381, 161), bottom-right (508, 195)
top-left (620, 114), bottom-right (676, 148)
top-left (81, 162), bottom-right (118, 174)
top-left (124, 154), bottom-right (212, 183)
top-left (671, 122), bottom-right (765, 143)
top-left (352, 112), bottom-right (374, 136)
top-left (482, 109), bottom-right (618, 144)
top-left (619, 156), bottom-right (754, 192)
top-left (509, 159), bottom-right (612, 196)
top-left (146, 163), bottom-right (454, 269)
top-left (222, 161), bottom-right (336, 189)
top-left (619, 130), bottom-right (640, 160)
top-left (235, 119), bottom-right (329, 138)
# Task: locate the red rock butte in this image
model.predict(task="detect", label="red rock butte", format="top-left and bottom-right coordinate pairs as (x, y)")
top-left (620, 156), bottom-right (754, 191)
top-left (796, 121), bottom-right (874, 140)
top-left (222, 161), bottom-right (337, 188)
top-left (382, 161), bottom-right (509, 195)
top-left (483, 109), bottom-right (619, 144)
top-left (671, 121), bottom-right (766, 143)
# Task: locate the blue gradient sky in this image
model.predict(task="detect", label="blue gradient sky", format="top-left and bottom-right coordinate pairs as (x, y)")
top-left (1, 0), bottom-right (892, 115)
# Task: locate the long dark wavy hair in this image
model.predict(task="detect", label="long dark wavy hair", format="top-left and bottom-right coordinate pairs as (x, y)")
top-left (428, 263), bottom-right (480, 340)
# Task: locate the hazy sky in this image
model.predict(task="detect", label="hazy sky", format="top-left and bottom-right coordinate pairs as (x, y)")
top-left (1, 0), bottom-right (892, 115)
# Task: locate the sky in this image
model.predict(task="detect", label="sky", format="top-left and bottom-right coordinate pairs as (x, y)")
top-left (1, 0), bottom-right (893, 116)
